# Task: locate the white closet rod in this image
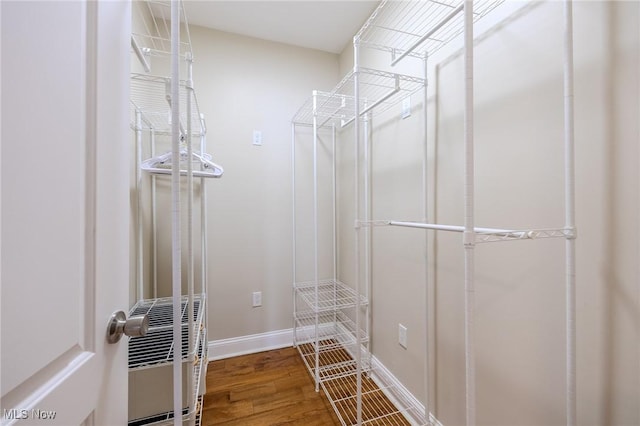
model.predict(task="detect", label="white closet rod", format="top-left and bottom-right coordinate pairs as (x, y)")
top-left (131, 36), bottom-right (151, 73)
top-left (170, 1), bottom-right (183, 424)
top-left (389, 221), bottom-right (519, 236)
top-left (563, 1), bottom-right (576, 425)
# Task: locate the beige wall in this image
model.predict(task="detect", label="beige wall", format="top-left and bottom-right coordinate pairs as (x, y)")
top-left (338, 1), bottom-right (639, 425)
top-left (187, 26), bottom-right (340, 340)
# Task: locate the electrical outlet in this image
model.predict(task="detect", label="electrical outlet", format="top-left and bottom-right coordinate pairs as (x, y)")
top-left (401, 97), bottom-right (411, 119)
top-left (398, 324), bottom-right (408, 349)
top-left (253, 130), bottom-right (262, 146)
top-left (252, 291), bottom-right (262, 307)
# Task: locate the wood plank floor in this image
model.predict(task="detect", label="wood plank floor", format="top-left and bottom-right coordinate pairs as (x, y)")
top-left (201, 347), bottom-right (342, 425)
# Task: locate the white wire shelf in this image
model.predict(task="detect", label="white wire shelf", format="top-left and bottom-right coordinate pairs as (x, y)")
top-left (131, 73), bottom-right (205, 137)
top-left (128, 331), bottom-right (206, 425)
top-left (128, 295), bottom-right (205, 369)
top-left (297, 340), bottom-right (371, 384)
top-left (321, 372), bottom-right (424, 426)
top-left (295, 279), bottom-right (369, 313)
top-left (127, 378), bottom-right (204, 426)
top-left (292, 68), bottom-right (424, 128)
top-left (295, 310), bottom-right (369, 352)
top-left (292, 90), bottom-right (348, 128)
top-left (131, 0), bottom-right (194, 60)
top-left (356, 0), bottom-right (505, 62)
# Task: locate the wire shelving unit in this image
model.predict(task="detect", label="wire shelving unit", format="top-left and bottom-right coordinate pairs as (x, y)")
top-left (128, 296), bottom-right (207, 424)
top-left (128, 2), bottom-right (220, 425)
top-left (292, 1), bottom-right (577, 425)
top-left (348, 1), bottom-right (576, 426)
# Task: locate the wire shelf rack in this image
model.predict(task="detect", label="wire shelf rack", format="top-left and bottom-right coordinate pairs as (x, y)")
top-left (297, 340), bottom-right (371, 383)
top-left (129, 295), bottom-right (204, 369)
top-left (131, 0), bottom-right (194, 60)
top-left (356, 0), bottom-right (505, 61)
top-left (295, 310), bottom-right (369, 351)
top-left (295, 279), bottom-right (369, 313)
top-left (292, 69), bottom-right (424, 128)
top-left (321, 373), bottom-right (423, 426)
top-left (127, 390), bottom-right (204, 426)
top-left (128, 328), bottom-right (206, 425)
top-left (130, 73), bottom-right (205, 137)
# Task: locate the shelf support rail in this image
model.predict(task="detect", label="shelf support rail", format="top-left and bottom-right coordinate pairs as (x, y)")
top-left (390, 4), bottom-right (464, 67)
top-left (318, 95), bottom-right (347, 129)
top-left (341, 77), bottom-right (401, 128)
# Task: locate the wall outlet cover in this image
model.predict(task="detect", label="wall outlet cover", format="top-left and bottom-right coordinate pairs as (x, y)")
top-left (399, 323), bottom-right (408, 349)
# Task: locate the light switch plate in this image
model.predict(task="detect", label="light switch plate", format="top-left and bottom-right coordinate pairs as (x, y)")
top-left (401, 97), bottom-right (411, 119)
top-left (253, 130), bottom-right (262, 146)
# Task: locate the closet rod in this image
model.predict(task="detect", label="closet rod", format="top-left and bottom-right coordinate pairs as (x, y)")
top-left (389, 221), bottom-right (522, 236)
top-left (131, 36), bottom-right (151, 73)
top-left (361, 82), bottom-right (399, 116)
top-left (340, 83), bottom-right (398, 128)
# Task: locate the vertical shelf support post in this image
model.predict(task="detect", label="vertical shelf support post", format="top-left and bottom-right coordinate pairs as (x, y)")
top-left (170, 0), bottom-right (183, 424)
top-left (563, 1), bottom-right (576, 425)
top-left (463, 2), bottom-right (476, 426)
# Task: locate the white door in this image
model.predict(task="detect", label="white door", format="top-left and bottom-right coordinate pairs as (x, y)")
top-left (1, 1), bottom-right (131, 425)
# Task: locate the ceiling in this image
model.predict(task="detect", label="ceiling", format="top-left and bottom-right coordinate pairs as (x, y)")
top-left (181, 1), bottom-right (380, 54)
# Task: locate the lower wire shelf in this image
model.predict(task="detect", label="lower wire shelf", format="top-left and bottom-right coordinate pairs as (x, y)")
top-left (296, 340), bottom-right (425, 426)
top-left (128, 296), bottom-right (207, 425)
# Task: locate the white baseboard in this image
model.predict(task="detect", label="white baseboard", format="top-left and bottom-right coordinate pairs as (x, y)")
top-left (208, 328), bottom-right (293, 361)
top-left (369, 355), bottom-right (443, 426)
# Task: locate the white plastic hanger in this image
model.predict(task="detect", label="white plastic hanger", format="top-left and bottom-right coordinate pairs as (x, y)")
top-left (141, 148), bottom-right (224, 178)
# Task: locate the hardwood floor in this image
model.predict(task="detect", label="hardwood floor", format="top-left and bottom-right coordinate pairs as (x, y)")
top-left (201, 347), bottom-right (342, 425)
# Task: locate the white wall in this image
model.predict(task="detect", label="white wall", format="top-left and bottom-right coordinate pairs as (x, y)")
top-left (338, 1), bottom-right (639, 425)
top-left (186, 27), bottom-right (340, 340)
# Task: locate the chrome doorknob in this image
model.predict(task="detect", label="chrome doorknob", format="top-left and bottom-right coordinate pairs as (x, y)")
top-left (107, 310), bottom-right (149, 344)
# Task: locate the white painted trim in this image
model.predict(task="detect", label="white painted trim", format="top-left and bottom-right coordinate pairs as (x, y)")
top-left (369, 354), bottom-right (443, 426)
top-left (208, 328), bottom-right (293, 361)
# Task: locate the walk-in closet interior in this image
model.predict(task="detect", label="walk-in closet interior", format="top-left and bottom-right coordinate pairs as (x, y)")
top-left (122, 0), bottom-right (639, 425)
